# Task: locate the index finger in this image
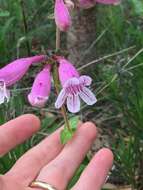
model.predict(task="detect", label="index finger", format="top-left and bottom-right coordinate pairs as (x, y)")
top-left (0, 114), bottom-right (40, 156)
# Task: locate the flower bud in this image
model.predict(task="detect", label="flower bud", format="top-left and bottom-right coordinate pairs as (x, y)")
top-left (28, 65), bottom-right (51, 108)
top-left (54, 0), bottom-right (72, 31)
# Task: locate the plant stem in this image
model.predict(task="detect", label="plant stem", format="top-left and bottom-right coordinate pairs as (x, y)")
top-left (53, 63), bottom-right (71, 132)
top-left (53, 27), bottom-right (71, 132)
top-left (56, 27), bottom-right (61, 52)
top-left (20, 0), bottom-right (31, 56)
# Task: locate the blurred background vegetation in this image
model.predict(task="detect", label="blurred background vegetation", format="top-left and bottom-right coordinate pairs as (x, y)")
top-left (0, 0), bottom-right (143, 189)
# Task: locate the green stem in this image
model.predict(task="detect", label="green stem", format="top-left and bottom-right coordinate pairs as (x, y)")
top-left (53, 27), bottom-right (71, 132)
top-left (53, 63), bottom-right (71, 132)
top-left (56, 27), bottom-right (61, 52)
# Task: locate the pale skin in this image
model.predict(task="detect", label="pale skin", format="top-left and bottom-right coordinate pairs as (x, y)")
top-left (0, 114), bottom-right (113, 190)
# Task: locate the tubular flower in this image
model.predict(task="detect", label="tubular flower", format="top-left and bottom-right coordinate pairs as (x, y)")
top-left (28, 65), bottom-right (51, 108)
top-left (0, 55), bottom-right (46, 104)
top-left (55, 57), bottom-right (97, 113)
top-left (54, 0), bottom-right (72, 31)
top-left (57, 57), bottom-right (79, 86)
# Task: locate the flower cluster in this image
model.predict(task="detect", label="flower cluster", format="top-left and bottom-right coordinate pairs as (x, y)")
top-left (0, 55), bottom-right (97, 113)
top-left (54, 0), bottom-right (121, 31)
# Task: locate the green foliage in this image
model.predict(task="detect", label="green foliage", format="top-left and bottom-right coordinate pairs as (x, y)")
top-left (60, 116), bottom-right (79, 144)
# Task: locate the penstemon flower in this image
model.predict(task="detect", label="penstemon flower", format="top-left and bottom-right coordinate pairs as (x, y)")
top-left (54, 0), bottom-right (72, 31)
top-left (55, 57), bottom-right (97, 113)
top-left (0, 55), bottom-right (46, 104)
top-left (28, 65), bottom-right (51, 108)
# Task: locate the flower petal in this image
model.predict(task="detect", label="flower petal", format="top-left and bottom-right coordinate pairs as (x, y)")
top-left (0, 81), bottom-right (10, 104)
top-left (64, 77), bottom-right (80, 88)
top-left (67, 94), bottom-right (80, 113)
top-left (79, 75), bottom-right (92, 86)
top-left (28, 94), bottom-right (49, 108)
top-left (55, 88), bottom-right (67, 109)
top-left (0, 90), bottom-right (5, 104)
top-left (79, 87), bottom-right (97, 105)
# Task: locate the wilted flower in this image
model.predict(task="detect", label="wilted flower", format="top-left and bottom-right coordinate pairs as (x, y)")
top-left (96, 0), bottom-right (120, 5)
top-left (77, 0), bottom-right (120, 9)
top-left (0, 55), bottom-right (46, 104)
top-left (55, 57), bottom-right (97, 113)
top-left (54, 0), bottom-right (72, 31)
top-left (28, 65), bottom-right (51, 108)
top-left (77, 0), bottom-right (96, 9)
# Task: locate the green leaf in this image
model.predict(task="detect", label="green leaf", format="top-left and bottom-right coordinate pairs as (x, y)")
top-left (60, 129), bottom-right (73, 145)
top-left (60, 116), bottom-right (79, 144)
top-left (69, 116), bottom-right (79, 131)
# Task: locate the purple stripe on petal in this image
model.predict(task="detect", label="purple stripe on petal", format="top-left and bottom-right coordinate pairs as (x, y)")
top-left (79, 87), bottom-right (97, 105)
top-left (55, 88), bottom-right (67, 109)
top-left (67, 94), bottom-right (80, 113)
top-left (64, 77), bottom-right (79, 88)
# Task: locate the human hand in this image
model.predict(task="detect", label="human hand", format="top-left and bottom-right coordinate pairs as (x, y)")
top-left (0, 114), bottom-right (113, 190)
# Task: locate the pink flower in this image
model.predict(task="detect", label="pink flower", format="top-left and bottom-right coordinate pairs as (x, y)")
top-left (28, 65), bottom-right (51, 108)
top-left (77, 0), bottom-right (96, 9)
top-left (57, 57), bottom-right (79, 86)
top-left (55, 75), bottom-right (97, 113)
top-left (77, 0), bottom-right (120, 8)
top-left (56, 57), bottom-right (97, 113)
top-left (0, 55), bottom-right (46, 104)
top-left (54, 0), bottom-right (72, 31)
top-left (96, 0), bottom-right (120, 5)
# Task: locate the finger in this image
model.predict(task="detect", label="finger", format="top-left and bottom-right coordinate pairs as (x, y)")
top-left (5, 127), bottom-right (64, 185)
top-left (6, 122), bottom-right (82, 185)
top-left (0, 114), bottom-right (40, 156)
top-left (72, 148), bottom-right (113, 190)
top-left (34, 122), bottom-right (97, 190)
